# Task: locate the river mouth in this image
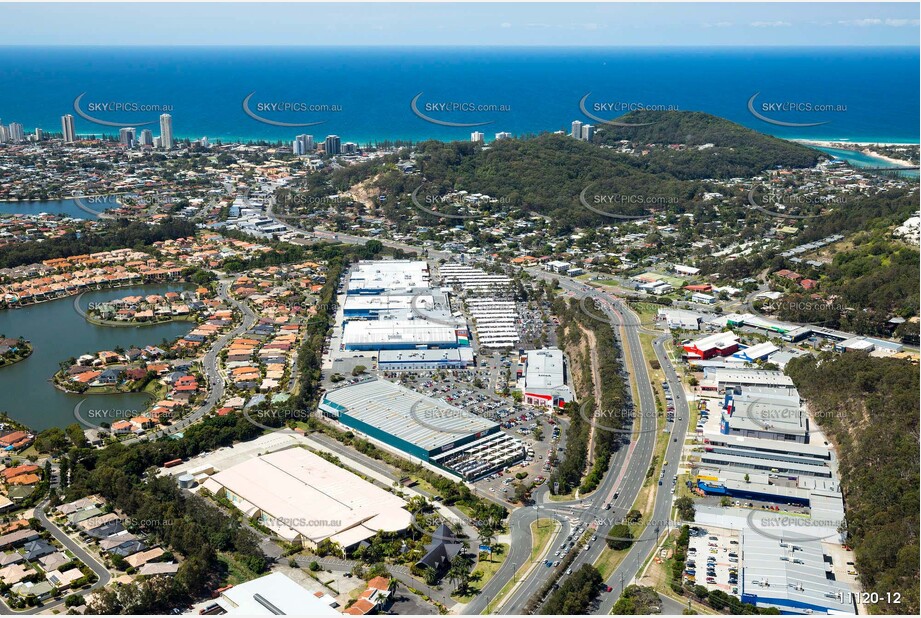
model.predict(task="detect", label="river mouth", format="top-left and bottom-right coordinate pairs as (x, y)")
top-left (0, 283), bottom-right (195, 431)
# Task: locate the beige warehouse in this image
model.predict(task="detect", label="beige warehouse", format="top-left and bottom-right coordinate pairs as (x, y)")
top-left (201, 447), bottom-right (412, 551)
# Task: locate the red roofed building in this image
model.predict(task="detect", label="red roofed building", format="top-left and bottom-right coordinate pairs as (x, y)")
top-left (682, 331), bottom-right (740, 360)
top-left (774, 269), bottom-right (803, 282)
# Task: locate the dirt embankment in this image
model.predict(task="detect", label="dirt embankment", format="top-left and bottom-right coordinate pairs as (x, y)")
top-left (559, 321), bottom-right (604, 467)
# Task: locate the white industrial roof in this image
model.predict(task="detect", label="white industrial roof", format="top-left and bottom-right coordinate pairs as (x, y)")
top-left (342, 319), bottom-right (459, 347)
top-left (378, 348), bottom-right (474, 363)
top-left (322, 379), bottom-right (497, 452)
top-left (220, 572), bottom-right (339, 616)
top-left (348, 260), bottom-right (430, 292)
top-left (525, 348), bottom-right (567, 390)
top-left (204, 447), bottom-right (411, 545)
top-left (731, 342), bottom-right (780, 362)
top-left (741, 529), bottom-right (854, 613)
top-left (713, 368), bottom-right (795, 389)
top-left (687, 331), bottom-right (739, 352)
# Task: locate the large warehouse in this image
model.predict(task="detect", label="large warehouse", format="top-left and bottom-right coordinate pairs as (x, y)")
top-left (522, 348), bottom-right (573, 409)
top-left (739, 530), bottom-right (855, 614)
top-left (347, 260), bottom-right (430, 294)
top-left (342, 320), bottom-right (466, 351)
top-left (320, 379), bottom-right (525, 480)
top-left (200, 448), bottom-right (412, 551)
top-left (338, 259), bottom-right (472, 355)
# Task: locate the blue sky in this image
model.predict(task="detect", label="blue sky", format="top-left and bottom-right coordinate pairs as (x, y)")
top-left (3, 2), bottom-right (919, 46)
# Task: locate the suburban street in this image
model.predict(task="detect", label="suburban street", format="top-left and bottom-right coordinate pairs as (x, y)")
top-left (0, 499), bottom-right (112, 615)
top-left (124, 279), bottom-right (258, 444)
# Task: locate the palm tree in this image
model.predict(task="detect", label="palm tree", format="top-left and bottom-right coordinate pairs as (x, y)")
top-left (478, 525), bottom-right (496, 561)
top-left (447, 556), bottom-right (469, 594)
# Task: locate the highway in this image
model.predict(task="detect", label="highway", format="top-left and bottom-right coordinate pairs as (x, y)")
top-left (260, 202), bottom-right (693, 614)
top-left (463, 272), bottom-right (690, 614)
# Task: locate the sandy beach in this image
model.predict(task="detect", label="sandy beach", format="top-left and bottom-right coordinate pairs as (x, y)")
top-left (792, 140), bottom-right (918, 167)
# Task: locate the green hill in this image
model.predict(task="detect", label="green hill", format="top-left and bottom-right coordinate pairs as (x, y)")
top-left (594, 110), bottom-right (821, 179)
top-left (369, 111), bottom-right (822, 227)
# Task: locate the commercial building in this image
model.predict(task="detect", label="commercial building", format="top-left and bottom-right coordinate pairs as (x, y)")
top-left (703, 368), bottom-right (797, 395)
top-left (347, 260), bottom-right (430, 294)
top-left (683, 331), bottom-right (740, 360)
top-left (320, 379), bottom-right (524, 480)
top-left (658, 308), bottom-right (703, 330)
top-left (216, 572), bottom-right (339, 616)
top-left (522, 348), bottom-right (573, 410)
top-left (339, 260), bottom-right (472, 353)
top-left (721, 389), bottom-right (806, 443)
top-left (727, 342), bottom-right (780, 366)
top-left (200, 447), bottom-right (412, 551)
top-left (342, 319), bottom-right (465, 351)
top-left (691, 292), bottom-right (715, 304)
top-left (471, 131), bottom-right (484, 143)
top-left (739, 531), bottom-right (855, 614)
top-left (342, 293), bottom-right (436, 320)
top-left (378, 348), bottom-right (474, 371)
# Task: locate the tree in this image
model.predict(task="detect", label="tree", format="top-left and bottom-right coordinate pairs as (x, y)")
top-left (66, 422), bottom-right (89, 449)
top-left (513, 482), bottom-right (530, 505)
top-left (447, 554), bottom-right (471, 595)
top-left (33, 427), bottom-right (68, 454)
top-left (352, 365), bottom-right (367, 376)
top-left (478, 525), bottom-right (496, 560)
top-left (675, 496), bottom-right (696, 522)
top-left (607, 524), bottom-right (633, 551)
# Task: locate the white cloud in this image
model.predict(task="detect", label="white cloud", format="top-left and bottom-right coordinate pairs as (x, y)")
top-left (751, 21), bottom-right (792, 28)
top-left (703, 21), bottom-right (733, 28)
top-left (500, 22), bottom-right (512, 29)
top-left (837, 18), bottom-right (919, 27)
top-left (838, 18), bottom-right (882, 26)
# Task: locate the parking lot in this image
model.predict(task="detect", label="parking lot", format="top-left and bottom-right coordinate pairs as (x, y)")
top-left (685, 525), bottom-right (741, 597)
top-left (381, 370), bottom-right (563, 496)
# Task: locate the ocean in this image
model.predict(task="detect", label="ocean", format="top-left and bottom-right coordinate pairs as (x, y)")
top-left (0, 46), bottom-right (917, 145)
